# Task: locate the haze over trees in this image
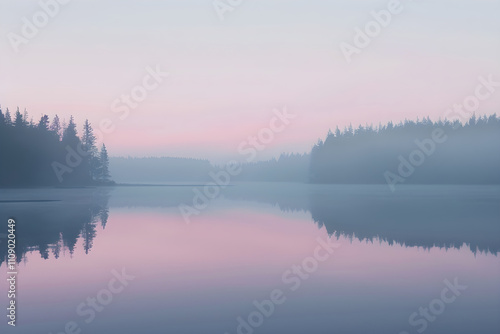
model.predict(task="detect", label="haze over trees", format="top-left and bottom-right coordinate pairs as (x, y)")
top-left (310, 114), bottom-right (500, 184)
top-left (229, 153), bottom-right (309, 182)
top-left (2, 104), bottom-right (498, 186)
top-left (110, 153), bottom-right (310, 183)
top-left (110, 157), bottom-right (214, 183)
top-left (0, 107), bottom-right (112, 187)
top-left (110, 114), bottom-right (500, 185)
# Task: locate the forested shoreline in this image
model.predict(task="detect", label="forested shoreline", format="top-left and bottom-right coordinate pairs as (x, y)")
top-left (0, 107), bottom-right (112, 187)
top-left (111, 114), bottom-right (500, 185)
top-left (1, 106), bottom-right (499, 187)
top-left (310, 114), bottom-right (500, 184)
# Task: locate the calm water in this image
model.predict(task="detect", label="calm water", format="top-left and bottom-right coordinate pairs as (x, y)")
top-left (1, 184), bottom-right (499, 334)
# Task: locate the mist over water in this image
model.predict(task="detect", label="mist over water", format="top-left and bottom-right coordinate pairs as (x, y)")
top-left (2, 0), bottom-right (499, 332)
top-left (1, 184), bottom-right (499, 334)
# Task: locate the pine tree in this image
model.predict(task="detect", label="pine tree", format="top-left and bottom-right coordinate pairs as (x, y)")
top-left (81, 120), bottom-right (97, 156)
top-left (347, 123), bottom-right (354, 136)
top-left (4, 108), bottom-right (12, 126)
top-left (49, 115), bottom-right (62, 139)
top-left (14, 108), bottom-right (24, 128)
top-left (98, 144), bottom-right (111, 182)
top-left (37, 115), bottom-right (49, 131)
top-left (335, 126), bottom-right (341, 138)
top-left (82, 120), bottom-right (98, 180)
top-left (23, 108), bottom-right (29, 124)
top-left (469, 113), bottom-right (476, 126)
top-left (0, 107), bottom-right (5, 126)
top-left (62, 116), bottom-right (79, 146)
top-left (81, 219), bottom-right (97, 255)
top-left (100, 209), bottom-right (109, 229)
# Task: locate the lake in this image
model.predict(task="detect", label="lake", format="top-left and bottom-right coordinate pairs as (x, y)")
top-left (1, 184), bottom-right (499, 334)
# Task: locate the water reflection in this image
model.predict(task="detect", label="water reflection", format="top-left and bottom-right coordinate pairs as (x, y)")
top-left (0, 185), bottom-right (499, 334)
top-left (0, 189), bottom-right (110, 265)
top-left (0, 184), bottom-right (499, 265)
top-left (222, 184), bottom-right (500, 254)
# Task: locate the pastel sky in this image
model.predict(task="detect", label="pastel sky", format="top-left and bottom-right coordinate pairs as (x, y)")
top-left (1, 0), bottom-right (499, 162)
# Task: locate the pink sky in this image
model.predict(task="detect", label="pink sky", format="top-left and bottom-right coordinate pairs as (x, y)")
top-left (1, 0), bottom-right (499, 162)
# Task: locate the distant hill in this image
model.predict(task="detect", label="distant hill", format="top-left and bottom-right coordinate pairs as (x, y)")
top-left (109, 157), bottom-right (213, 183)
top-left (228, 153), bottom-right (309, 182)
top-left (110, 153), bottom-right (310, 183)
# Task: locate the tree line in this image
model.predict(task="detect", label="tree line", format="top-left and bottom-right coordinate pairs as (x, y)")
top-left (0, 106), bottom-right (112, 187)
top-left (230, 153), bottom-right (309, 182)
top-left (310, 114), bottom-right (500, 184)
